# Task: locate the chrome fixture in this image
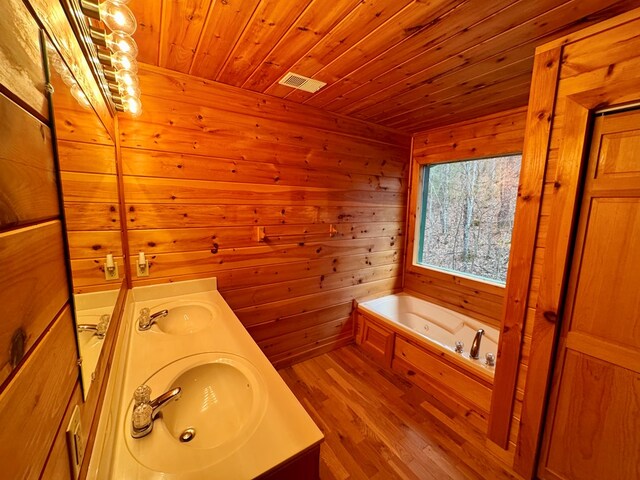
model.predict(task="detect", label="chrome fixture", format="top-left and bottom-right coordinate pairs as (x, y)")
top-left (454, 340), bottom-right (464, 354)
top-left (76, 314), bottom-right (110, 339)
top-left (469, 329), bottom-right (485, 359)
top-left (485, 352), bottom-right (496, 367)
top-left (138, 308), bottom-right (169, 331)
top-left (68, 0), bottom-right (142, 115)
top-left (131, 384), bottom-right (182, 439)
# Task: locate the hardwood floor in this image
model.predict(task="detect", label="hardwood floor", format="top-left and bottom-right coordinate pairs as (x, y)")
top-left (279, 345), bottom-right (519, 480)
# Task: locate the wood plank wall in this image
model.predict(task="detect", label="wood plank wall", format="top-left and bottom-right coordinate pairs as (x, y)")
top-left (405, 107), bottom-right (527, 328)
top-left (118, 64), bottom-right (410, 367)
top-left (0, 1), bottom-right (77, 478)
top-left (51, 65), bottom-right (123, 294)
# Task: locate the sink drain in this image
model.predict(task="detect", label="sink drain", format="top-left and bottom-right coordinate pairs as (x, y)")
top-left (179, 428), bottom-right (196, 443)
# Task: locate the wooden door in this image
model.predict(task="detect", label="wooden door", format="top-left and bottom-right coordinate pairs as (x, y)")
top-left (538, 109), bottom-right (640, 480)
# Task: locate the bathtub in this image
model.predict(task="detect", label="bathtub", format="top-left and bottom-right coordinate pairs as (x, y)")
top-left (358, 293), bottom-right (499, 379)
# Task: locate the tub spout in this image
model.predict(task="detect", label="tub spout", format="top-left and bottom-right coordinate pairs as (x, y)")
top-left (469, 329), bottom-right (484, 359)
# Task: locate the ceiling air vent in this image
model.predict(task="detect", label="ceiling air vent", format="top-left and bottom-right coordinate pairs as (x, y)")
top-left (278, 72), bottom-right (326, 93)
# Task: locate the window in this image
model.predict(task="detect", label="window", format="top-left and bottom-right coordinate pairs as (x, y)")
top-left (415, 154), bottom-right (521, 285)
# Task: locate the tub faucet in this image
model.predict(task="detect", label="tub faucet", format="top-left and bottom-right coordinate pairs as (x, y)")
top-left (470, 329), bottom-right (485, 359)
top-left (131, 384), bottom-right (182, 438)
top-left (138, 308), bottom-right (169, 331)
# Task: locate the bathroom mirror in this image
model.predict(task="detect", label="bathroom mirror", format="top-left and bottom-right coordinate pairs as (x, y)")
top-left (45, 39), bottom-right (125, 399)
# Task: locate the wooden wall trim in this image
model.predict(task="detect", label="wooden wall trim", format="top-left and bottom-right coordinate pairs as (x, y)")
top-left (514, 97), bottom-right (590, 479)
top-left (511, 10), bottom-right (640, 478)
top-left (114, 116), bottom-right (132, 287)
top-left (79, 279), bottom-right (128, 478)
top-left (535, 6), bottom-right (640, 53)
top-left (487, 48), bottom-right (562, 448)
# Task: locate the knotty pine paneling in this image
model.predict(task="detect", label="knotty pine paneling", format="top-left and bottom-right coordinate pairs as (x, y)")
top-left (130, 0), bottom-right (640, 132)
top-left (405, 107), bottom-right (527, 328)
top-left (0, 92), bottom-right (58, 229)
top-left (0, 306), bottom-right (77, 480)
top-left (119, 65), bottom-right (410, 366)
top-left (50, 65), bottom-right (121, 294)
top-left (0, 221), bottom-right (69, 384)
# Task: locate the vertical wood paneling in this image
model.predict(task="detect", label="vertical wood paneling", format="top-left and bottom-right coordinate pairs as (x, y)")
top-left (159, 0), bottom-right (212, 73)
top-left (189, 0), bottom-right (262, 79)
top-left (215, 0), bottom-right (313, 86)
top-left (131, 0), bottom-right (163, 65)
top-left (405, 107), bottom-right (527, 327)
top-left (119, 64), bottom-right (410, 365)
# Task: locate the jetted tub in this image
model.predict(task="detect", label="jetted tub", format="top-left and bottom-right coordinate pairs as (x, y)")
top-left (358, 293), bottom-right (499, 378)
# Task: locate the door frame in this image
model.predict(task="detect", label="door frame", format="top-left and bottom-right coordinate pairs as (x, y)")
top-left (513, 42), bottom-right (640, 480)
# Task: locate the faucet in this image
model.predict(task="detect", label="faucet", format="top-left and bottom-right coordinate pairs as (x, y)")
top-left (77, 315), bottom-right (109, 339)
top-left (469, 329), bottom-right (484, 359)
top-left (131, 384), bottom-right (182, 438)
top-left (138, 308), bottom-right (169, 331)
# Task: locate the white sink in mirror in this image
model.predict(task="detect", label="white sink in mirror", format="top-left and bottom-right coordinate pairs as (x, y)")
top-left (74, 290), bottom-right (118, 398)
top-left (141, 301), bottom-right (218, 335)
top-left (124, 352), bottom-right (267, 474)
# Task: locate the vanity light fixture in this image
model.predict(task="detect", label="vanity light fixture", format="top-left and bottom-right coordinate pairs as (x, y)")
top-left (81, 0), bottom-right (137, 35)
top-left (74, 0), bottom-right (142, 116)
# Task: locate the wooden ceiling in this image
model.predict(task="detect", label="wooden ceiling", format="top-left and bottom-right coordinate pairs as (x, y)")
top-left (130, 0), bottom-right (639, 133)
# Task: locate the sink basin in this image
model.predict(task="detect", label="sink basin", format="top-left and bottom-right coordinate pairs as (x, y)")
top-left (161, 362), bottom-right (256, 448)
top-left (124, 353), bottom-right (267, 473)
top-left (146, 301), bottom-right (217, 335)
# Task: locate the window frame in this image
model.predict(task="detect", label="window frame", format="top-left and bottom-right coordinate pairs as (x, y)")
top-left (406, 150), bottom-right (523, 291)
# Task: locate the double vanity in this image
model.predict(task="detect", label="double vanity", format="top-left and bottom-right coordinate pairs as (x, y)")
top-left (90, 278), bottom-right (323, 479)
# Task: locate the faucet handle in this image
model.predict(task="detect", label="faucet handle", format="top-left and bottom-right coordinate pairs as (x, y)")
top-left (138, 308), bottom-right (151, 330)
top-left (96, 319), bottom-right (108, 339)
top-left (454, 341), bottom-right (464, 353)
top-left (485, 352), bottom-right (496, 367)
top-left (134, 384), bottom-right (151, 406)
top-left (132, 403), bottom-right (153, 431)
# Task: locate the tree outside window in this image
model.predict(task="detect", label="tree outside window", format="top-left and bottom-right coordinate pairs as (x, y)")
top-left (417, 154), bottom-right (521, 284)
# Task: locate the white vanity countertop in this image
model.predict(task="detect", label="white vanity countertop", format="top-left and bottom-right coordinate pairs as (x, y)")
top-left (107, 278), bottom-right (323, 479)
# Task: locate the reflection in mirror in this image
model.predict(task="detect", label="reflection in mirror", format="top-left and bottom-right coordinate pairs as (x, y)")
top-left (46, 39), bottom-right (124, 399)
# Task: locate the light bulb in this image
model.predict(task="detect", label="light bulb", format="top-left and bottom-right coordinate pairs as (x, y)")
top-left (123, 95), bottom-right (142, 117)
top-left (106, 32), bottom-right (138, 56)
top-left (116, 69), bottom-right (138, 87)
top-left (111, 51), bottom-right (138, 73)
top-left (120, 82), bottom-right (140, 98)
top-left (100, 2), bottom-right (137, 35)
